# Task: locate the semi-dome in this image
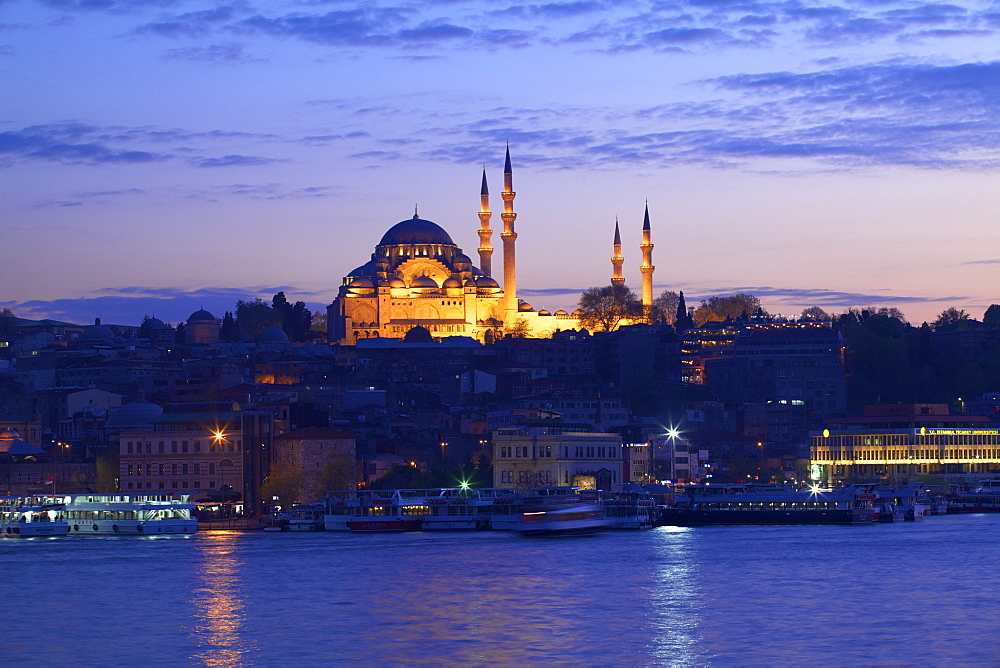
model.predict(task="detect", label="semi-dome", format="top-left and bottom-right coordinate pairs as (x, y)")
top-left (410, 275), bottom-right (438, 289)
top-left (348, 262), bottom-right (375, 277)
top-left (475, 276), bottom-right (500, 289)
top-left (188, 309), bottom-right (216, 324)
top-left (378, 216), bottom-right (455, 247)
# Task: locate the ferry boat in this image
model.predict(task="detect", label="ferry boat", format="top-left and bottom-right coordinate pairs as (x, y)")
top-left (265, 503), bottom-right (326, 532)
top-left (581, 487), bottom-right (657, 529)
top-left (323, 491), bottom-right (360, 531)
top-left (0, 496), bottom-right (69, 537)
top-left (947, 480), bottom-right (1000, 513)
top-left (489, 487), bottom-right (584, 531)
top-left (422, 488), bottom-right (499, 531)
top-left (61, 493), bottom-right (198, 535)
top-left (346, 489), bottom-right (429, 533)
top-left (516, 502), bottom-right (610, 536)
top-left (659, 484), bottom-right (879, 526)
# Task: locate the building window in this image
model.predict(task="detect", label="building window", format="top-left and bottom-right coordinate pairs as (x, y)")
top-left (158, 442), bottom-right (165, 453)
top-left (171, 442), bottom-right (178, 453)
top-left (193, 441), bottom-right (201, 453)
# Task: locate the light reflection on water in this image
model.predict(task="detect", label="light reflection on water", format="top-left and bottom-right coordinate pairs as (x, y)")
top-left (191, 531), bottom-right (256, 667)
top-left (1, 515), bottom-right (1000, 665)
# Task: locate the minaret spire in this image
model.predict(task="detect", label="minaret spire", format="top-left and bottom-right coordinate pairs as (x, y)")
top-left (501, 143), bottom-right (518, 319)
top-left (478, 166), bottom-right (494, 277)
top-left (611, 218), bottom-right (624, 286)
top-left (640, 201), bottom-right (655, 322)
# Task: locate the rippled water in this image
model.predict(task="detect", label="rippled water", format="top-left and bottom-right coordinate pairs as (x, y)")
top-left (2, 514), bottom-right (999, 666)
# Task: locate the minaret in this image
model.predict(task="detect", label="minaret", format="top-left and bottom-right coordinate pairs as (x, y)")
top-left (501, 144), bottom-right (518, 318)
top-left (611, 218), bottom-right (625, 286)
top-left (477, 167), bottom-right (493, 277)
top-left (640, 202), bottom-right (654, 322)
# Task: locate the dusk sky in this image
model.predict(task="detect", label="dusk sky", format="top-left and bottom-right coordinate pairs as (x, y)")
top-left (3, 0), bottom-right (999, 327)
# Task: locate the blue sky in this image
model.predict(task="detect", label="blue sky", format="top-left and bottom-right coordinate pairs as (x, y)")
top-left (3, 0), bottom-right (999, 326)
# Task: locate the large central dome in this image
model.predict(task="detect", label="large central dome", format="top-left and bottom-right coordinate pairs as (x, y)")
top-left (378, 216), bottom-right (455, 247)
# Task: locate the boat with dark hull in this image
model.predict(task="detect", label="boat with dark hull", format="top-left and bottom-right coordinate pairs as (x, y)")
top-left (659, 484), bottom-right (878, 526)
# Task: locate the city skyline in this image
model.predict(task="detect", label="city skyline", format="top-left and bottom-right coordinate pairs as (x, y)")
top-left (3, 0), bottom-right (999, 327)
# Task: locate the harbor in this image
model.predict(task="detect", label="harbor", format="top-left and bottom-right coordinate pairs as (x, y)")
top-left (5, 479), bottom-right (998, 538)
top-left (3, 514), bottom-right (999, 666)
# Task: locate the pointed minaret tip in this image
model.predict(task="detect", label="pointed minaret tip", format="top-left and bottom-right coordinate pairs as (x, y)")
top-left (481, 167), bottom-right (489, 195)
top-left (504, 143), bottom-right (512, 173)
top-left (614, 218), bottom-right (621, 245)
top-left (643, 201), bottom-right (651, 230)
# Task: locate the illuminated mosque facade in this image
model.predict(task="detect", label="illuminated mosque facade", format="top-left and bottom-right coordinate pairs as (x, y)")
top-left (328, 147), bottom-right (655, 345)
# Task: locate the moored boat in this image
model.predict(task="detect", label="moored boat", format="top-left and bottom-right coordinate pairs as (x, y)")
top-left (61, 493), bottom-right (198, 535)
top-left (659, 483), bottom-right (879, 526)
top-left (0, 496), bottom-right (69, 537)
top-left (346, 490), bottom-right (428, 532)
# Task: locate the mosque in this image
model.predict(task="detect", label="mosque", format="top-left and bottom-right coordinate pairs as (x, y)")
top-left (327, 147), bottom-right (656, 345)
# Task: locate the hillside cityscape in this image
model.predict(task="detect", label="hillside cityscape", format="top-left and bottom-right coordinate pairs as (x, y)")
top-left (2, 267), bottom-right (997, 516)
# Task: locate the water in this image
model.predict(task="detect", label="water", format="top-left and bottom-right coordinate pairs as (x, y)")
top-left (2, 514), bottom-right (999, 666)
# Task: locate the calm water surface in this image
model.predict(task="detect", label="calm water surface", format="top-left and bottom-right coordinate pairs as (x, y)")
top-left (2, 514), bottom-right (999, 666)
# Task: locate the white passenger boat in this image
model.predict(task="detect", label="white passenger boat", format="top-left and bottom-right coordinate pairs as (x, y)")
top-left (61, 493), bottom-right (198, 535)
top-left (422, 488), bottom-right (500, 531)
top-left (286, 503), bottom-right (326, 531)
top-left (323, 491), bottom-right (360, 531)
top-left (0, 496), bottom-right (69, 537)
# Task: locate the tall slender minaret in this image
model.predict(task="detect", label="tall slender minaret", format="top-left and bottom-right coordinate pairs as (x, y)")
top-left (640, 202), bottom-right (655, 322)
top-left (477, 167), bottom-right (493, 277)
top-left (611, 218), bottom-right (624, 286)
top-left (501, 144), bottom-right (518, 318)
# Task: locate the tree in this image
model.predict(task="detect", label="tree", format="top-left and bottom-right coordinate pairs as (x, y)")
top-left (174, 322), bottom-right (186, 343)
top-left (932, 307), bottom-right (971, 332)
top-left (137, 315), bottom-right (155, 339)
top-left (220, 311), bottom-right (237, 342)
top-left (984, 305), bottom-right (1000, 329)
top-left (311, 311), bottom-right (328, 337)
top-left (505, 317), bottom-right (531, 338)
top-left (259, 459), bottom-right (302, 506)
top-left (577, 285), bottom-right (640, 332)
top-left (309, 449), bottom-right (356, 499)
top-left (675, 291), bottom-right (694, 331)
top-left (235, 298), bottom-right (280, 342)
top-left (799, 306), bottom-right (831, 322)
top-left (652, 291), bottom-right (679, 325)
top-left (694, 293), bottom-right (766, 326)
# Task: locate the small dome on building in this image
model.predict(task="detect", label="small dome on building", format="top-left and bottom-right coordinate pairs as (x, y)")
top-left (442, 277), bottom-right (462, 289)
top-left (572, 309), bottom-right (586, 318)
top-left (188, 309), bottom-right (216, 324)
top-left (348, 262), bottom-right (375, 277)
top-left (476, 276), bottom-right (500, 289)
top-left (260, 326), bottom-right (290, 345)
top-left (538, 309), bottom-right (551, 316)
top-left (0, 429), bottom-right (44, 455)
top-left (403, 325), bottom-right (433, 343)
top-left (79, 318), bottom-right (117, 343)
top-left (389, 277), bottom-right (406, 288)
top-left (378, 217), bottom-right (455, 247)
top-left (555, 310), bottom-right (569, 317)
top-left (518, 302), bottom-right (534, 312)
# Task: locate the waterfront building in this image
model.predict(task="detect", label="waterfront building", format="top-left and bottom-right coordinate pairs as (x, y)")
top-left (492, 429), bottom-right (623, 490)
top-left (810, 403), bottom-right (1000, 484)
top-left (272, 427), bottom-right (356, 502)
top-left (118, 402), bottom-right (275, 515)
